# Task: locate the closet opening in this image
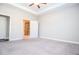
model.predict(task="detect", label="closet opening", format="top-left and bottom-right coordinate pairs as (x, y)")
top-left (0, 15), bottom-right (10, 42)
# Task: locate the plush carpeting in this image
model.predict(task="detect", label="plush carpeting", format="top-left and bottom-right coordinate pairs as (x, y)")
top-left (0, 38), bottom-right (79, 55)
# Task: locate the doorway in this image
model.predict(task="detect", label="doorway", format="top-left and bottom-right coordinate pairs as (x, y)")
top-left (0, 15), bottom-right (10, 41)
top-left (23, 20), bottom-right (30, 39)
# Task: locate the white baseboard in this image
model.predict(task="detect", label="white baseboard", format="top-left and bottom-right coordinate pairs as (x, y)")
top-left (40, 36), bottom-right (79, 44)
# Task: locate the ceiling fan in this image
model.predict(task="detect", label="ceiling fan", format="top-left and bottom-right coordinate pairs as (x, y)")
top-left (29, 3), bottom-right (47, 8)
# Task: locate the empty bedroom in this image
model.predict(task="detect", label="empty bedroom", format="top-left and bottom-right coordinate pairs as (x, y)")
top-left (0, 3), bottom-right (79, 55)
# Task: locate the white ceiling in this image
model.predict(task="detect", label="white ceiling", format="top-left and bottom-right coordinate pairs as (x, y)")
top-left (9, 3), bottom-right (65, 15)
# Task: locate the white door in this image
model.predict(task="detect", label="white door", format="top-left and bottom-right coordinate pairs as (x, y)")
top-left (0, 16), bottom-right (7, 39)
top-left (30, 21), bottom-right (38, 38)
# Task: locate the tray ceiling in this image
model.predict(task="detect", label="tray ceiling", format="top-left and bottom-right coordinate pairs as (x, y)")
top-left (9, 3), bottom-right (64, 15)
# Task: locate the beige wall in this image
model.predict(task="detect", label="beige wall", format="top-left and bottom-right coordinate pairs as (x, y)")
top-left (39, 4), bottom-right (79, 42)
top-left (0, 3), bottom-right (37, 41)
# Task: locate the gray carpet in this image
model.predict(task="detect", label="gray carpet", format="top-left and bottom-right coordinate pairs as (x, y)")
top-left (0, 38), bottom-right (79, 55)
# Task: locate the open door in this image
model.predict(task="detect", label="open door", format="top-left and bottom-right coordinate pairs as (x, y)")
top-left (23, 20), bottom-right (30, 40)
top-left (30, 21), bottom-right (38, 38)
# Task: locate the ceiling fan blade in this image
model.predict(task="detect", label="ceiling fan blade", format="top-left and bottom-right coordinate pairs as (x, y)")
top-left (37, 5), bottom-right (40, 8)
top-left (42, 3), bottom-right (47, 4)
top-left (29, 3), bottom-right (34, 6)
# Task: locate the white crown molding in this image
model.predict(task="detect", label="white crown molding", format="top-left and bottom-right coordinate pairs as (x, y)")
top-left (9, 3), bottom-right (38, 15)
top-left (38, 3), bottom-right (65, 15)
top-left (9, 3), bottom-right (65, 15)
